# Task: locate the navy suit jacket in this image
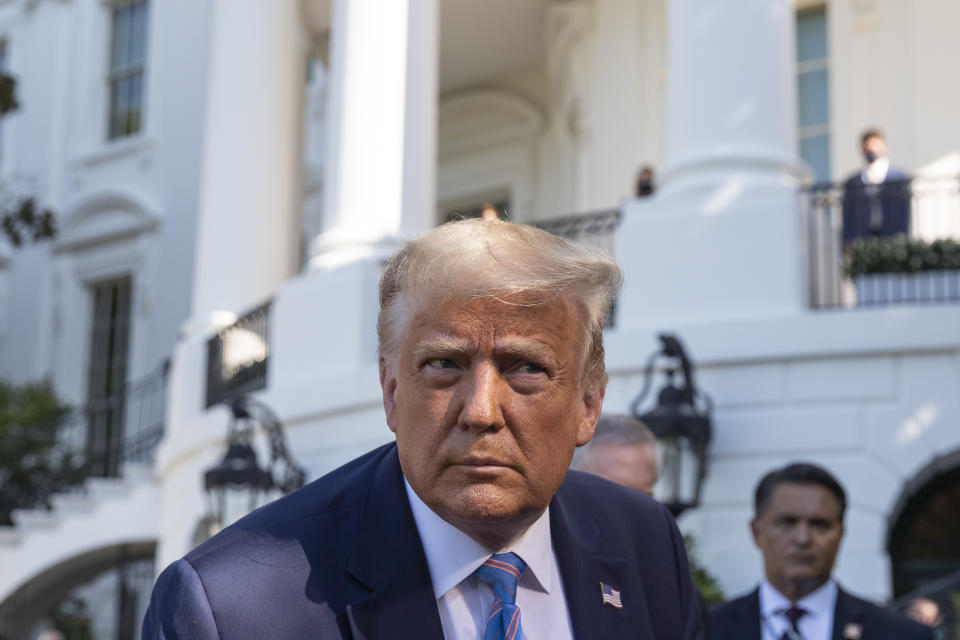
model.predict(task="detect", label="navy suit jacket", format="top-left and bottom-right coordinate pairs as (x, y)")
top-left (143, 442), bottom-right (704, 639)
top-left (841, 168), bottom-right (911, 245)
top-left (709, 587), bottom-right (934, 640)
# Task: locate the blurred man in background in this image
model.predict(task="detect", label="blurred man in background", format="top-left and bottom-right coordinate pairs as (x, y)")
top-left (710, 462), bottom-right (933, 640)
top-left (572, 413), bottom-right (659, 496)
top-left (842, 129), bottom-right (911, 246)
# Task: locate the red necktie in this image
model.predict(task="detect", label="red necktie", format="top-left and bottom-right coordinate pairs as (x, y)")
top-left (780, 606), bottom-right (807, 640)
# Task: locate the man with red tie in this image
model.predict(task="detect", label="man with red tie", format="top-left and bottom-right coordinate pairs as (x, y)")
top-left (709, 463), bottom-right (933, 640)
top-left (143, 218), bottom-right (704, 639)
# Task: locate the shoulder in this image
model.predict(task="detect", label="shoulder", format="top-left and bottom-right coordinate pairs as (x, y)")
top-left (559, 469), bottom-right (665, 518)
top-left (555, 471), bottom-right (685, 573)
top-left (837, 589), bottom-right (935, 640)
top-left (845, 172), bottom-right (864, 186)
top-left (886, 166), bottom-right (910, 181)
top-left (709, 590), bottom-right (759, 628)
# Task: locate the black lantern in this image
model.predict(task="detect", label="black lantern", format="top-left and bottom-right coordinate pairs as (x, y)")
top-left (203, 397), bottom-right (306, 536)
top-left (630, 333), bottom-right (712, 517)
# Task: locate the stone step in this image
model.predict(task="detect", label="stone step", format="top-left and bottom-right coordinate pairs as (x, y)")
top-left (50, 492), bottom-right (97, 516)
top-left (0, 526), bottom-right (21, 546)
top-left (86, 476), bottom-right (133, 500)
top-left (10, 509), bottom-right (59, 532)
top-left (122, 462), bottom-right (155, 484)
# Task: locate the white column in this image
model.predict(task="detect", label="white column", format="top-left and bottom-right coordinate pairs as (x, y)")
top-left (663, 0), bottom-right (803, 190)
top-left (309, 0), bottom-right (438, 270)
top-left (617, 0), bottom-right (805, 326)
top-left (189, 0), bottom-right (304, 330)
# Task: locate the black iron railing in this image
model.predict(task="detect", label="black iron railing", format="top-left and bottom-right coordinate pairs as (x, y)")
top-left (3, 361), bottom-right (171, 523)
top-left (206, 301), bottom-right (271, 408)
top-left (805, 175), bottom-right (960, 308)
top-left (535, 209), bottom-right (622, 326)
top-left (534, 208), bottom-right (621, 257)
top-left (57, 361), bottom-right (169, 479)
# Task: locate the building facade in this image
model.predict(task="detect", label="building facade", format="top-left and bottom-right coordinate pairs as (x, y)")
top-left (0, 0), bottom-right (958, 637)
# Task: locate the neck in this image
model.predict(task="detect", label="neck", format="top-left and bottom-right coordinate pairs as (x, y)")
top-left (450, 511), bottom-right (541, 552)
top-left (770, 576), bottom-right (828, 603)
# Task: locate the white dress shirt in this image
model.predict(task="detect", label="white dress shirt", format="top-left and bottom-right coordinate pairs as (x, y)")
top-left (405, 479), bottom-right (575, 640)
top-left (759, 578), bottom-right (838, 640)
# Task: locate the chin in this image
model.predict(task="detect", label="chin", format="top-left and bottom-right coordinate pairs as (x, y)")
top-left (445, 484), bottom-right (533, 524)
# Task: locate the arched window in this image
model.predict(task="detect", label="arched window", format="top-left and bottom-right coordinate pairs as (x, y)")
top-left (888, 452), bottom-right (960, 598)
top-left (0, 544), bottom-right (154, 640)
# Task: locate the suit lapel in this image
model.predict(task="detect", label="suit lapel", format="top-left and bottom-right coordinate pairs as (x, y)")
top-left (832, 588), bottom-right (865, 640)
top-left (344, 448), bottom-right (444, 640)
top-left (550, 486), bottom-right (655, 640)
top-left (743, 590), bottom-right (762, 640)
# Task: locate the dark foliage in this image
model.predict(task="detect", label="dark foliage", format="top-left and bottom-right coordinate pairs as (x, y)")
top-left (0, 73), bottom-right (17, 117)
top-left (0, 381), bottom-right (85, 526)
top-left (0, 72), bottom-right (58, 248)
top-left (1, 197), bottom-right (56, 247)
top-left (846, 236), bottom-right (960, 278)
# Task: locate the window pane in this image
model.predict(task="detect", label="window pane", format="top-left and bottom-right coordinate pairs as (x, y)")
top-left (110, 7), bottom-right (126, 71)
top-left (126, 73), bottom-right (142, 135)
top-left (108, 1), bottom-right (147, 138)
top-left (130, 2), bottom-right (148, 66)
top-left (798, 68), bottom-right (830, 128)
top-left (797, 9), bottom-right (827, 63)
top-left (801, 133), bottom-right (831, 183)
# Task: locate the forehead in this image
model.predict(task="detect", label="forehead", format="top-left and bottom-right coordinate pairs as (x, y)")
top-left (401, 292), bottom-right (582, 351)
top-left (764, 482), bottom-right (842, 519)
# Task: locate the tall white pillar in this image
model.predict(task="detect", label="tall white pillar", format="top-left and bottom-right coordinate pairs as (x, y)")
top-left (189, 0), bottom-right (304, 329)
top-left (309, 0), bottom-right (438, 270)
top-left (618, 0), bottom-right (806, 326)
top-left (664, 0), bottom-right (802, 189)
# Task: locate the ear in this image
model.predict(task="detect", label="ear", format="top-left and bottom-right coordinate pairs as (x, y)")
top-left (750, 517), bottom-right (761, 547)
top-left (575, 384), bottom-right (605, 447)
top-left (379, 356), bottom-right (399, 433)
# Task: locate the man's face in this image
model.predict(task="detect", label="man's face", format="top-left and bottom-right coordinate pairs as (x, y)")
top-left (862, 135), bottom-right (888, 162)
top-left (582, 442), bottom-right (658, 496)
top-left (750, 483), bottom-right (844, 599)
top-left (380, 294), bottom-right (604, 545)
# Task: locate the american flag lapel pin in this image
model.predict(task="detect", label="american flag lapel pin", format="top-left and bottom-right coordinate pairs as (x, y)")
top-left (842, 623), bottom-right (862, 639)
top-left (599, 581), bottom-right (623, 609)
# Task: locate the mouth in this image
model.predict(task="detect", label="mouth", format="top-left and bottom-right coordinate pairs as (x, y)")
top-left (787, 553), bottom-right (817, 565)
top-left (452, 456), bottom-right (515, 472)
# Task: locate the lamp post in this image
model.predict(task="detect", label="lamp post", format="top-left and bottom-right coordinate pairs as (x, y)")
top-left (630, 333), bottom-right (712, 517)
top-left (202, 396), bottom-right (306, 537)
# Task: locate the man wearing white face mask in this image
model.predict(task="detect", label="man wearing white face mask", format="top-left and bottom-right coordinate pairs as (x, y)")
top-left (841, 129), bottom-right (911, 246)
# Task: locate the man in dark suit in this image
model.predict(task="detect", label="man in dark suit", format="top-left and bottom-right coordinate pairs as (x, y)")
top-left (842, 129), bottom-right (911, 246)
top-left (709, 463), bottom-right (933, 640)
top-left (143, 219), bottom-right (704, 639)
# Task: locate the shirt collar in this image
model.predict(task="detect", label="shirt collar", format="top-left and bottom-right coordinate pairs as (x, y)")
top-left (759, 578), bottom-right (838, 620)
top-left (404, 478), bottom-right (555, 599)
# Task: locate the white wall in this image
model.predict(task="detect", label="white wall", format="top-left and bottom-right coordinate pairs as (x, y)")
top-left (828, 0), bottom-right (960, 178)
top-left (603, 306), bottom-right (960, 601)
top-left (0, 0), bottom-right (213, 391)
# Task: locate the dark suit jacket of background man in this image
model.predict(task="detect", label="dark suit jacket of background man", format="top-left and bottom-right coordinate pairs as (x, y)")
top-left (709, 587), bottom-right (934, 640)
top-left (841, 167), bottom-right (911, 245)
top-left (143, 442), bottom-right (703, 639)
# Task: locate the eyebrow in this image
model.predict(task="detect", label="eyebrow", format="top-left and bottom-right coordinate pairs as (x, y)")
top-left (411, 336), bottom-right (556, 364)
top-left (412, 337), bottom-right (471, 356)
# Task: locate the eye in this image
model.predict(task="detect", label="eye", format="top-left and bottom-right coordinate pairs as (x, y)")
top-left (425, 358), bottom-right (459, 370)
top-left (516, 362), bottom-right (546, 375)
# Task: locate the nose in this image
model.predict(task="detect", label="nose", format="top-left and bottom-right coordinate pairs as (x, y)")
top-left (458, 362), bottom-right (505, 431)
top-left (793, 522), bottom-right (812, 546)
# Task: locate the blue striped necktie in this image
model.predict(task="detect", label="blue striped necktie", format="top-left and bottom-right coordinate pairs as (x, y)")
top-left (475, 553), bottom-right (527, 640)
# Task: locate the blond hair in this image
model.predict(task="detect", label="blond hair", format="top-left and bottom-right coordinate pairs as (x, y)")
top-left (377, 218), bottom-right (622, 390)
